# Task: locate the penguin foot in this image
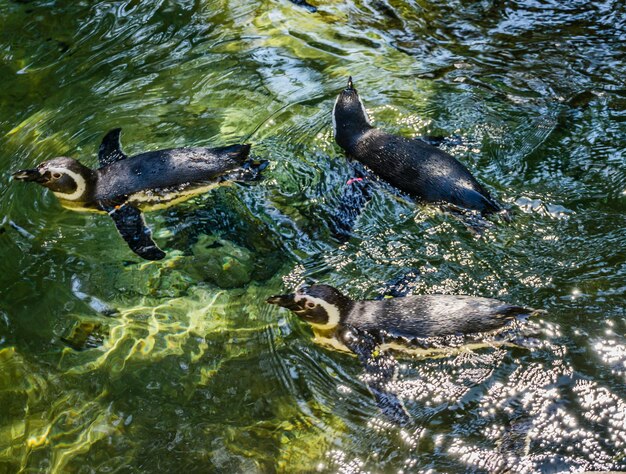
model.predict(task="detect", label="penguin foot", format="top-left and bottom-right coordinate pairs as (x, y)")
top-left (288, 0), bottom-right (317, 12)
top-left (234, 159), bottom-right (269, 183)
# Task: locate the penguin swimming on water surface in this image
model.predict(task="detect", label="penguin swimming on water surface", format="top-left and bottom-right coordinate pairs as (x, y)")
top-left (267, 284), bottom-right (537, 352)
top-left (332, 77), bottom-right (503, 215)
top-left (13, 129), bottom-right (265, 260)
top-left (267, 284), bottom-right (539, 424)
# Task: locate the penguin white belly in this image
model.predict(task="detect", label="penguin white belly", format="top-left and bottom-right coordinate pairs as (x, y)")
top-left (126, 181), bottom-right (223, 211)
top-left (378, 340), bottom-right (514, 358)
top-left (313, 329), bottom-right (515, 358)
top-left (313, 335), bottom-right (353, 354)
top-left (56, 197), bottom-right (102, 213)
top-left (54, 182), bottom-right (225, 213)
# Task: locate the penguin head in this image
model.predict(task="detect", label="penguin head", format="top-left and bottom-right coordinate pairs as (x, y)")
top-left (13, 157), bottom-right (95, 202)
top-left (267, 284), bottom-right (353, 329)
top-left (332, 77), bottom-right (372, 149)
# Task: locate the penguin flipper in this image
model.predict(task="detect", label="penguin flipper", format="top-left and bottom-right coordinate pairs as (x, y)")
top-left (98, 201), bottom-right (165, 260)
top-left (98, 128), bottom-right (128, 168)
top-left (338, 325), bottom-right (410, 426)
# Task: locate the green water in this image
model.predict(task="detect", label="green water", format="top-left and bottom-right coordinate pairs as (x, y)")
top-left (1, 0), bottom-right (625, 472)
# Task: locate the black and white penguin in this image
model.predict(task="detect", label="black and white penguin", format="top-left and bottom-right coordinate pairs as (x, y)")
top-left (12, 128), bottom-right (264, 260)
top-left (332, 77), bottom-right (503, 215)
top-left (267, 284), bottom-right (539, 424)
top-left (267, 283), bottom-right (536, 353)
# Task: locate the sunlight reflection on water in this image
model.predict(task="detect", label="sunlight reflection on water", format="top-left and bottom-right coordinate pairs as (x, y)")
top-left (0, 0), bottom-right (625, 472)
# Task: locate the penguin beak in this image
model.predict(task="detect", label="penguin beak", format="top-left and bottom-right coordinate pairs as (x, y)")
top-left (266, 294), bottom-right (300, 310)
top-left (346, 76), bottom-right (355, 91)
top-left (12, 168), bottom-right (47, 183)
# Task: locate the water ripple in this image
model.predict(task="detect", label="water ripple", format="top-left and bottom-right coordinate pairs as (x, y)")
top-left (0, 0), bottom-right (625, 472)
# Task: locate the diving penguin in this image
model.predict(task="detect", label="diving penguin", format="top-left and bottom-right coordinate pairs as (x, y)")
top-left (332, 77), bottom-right (503, 215)
top-left (12, 128), bottom-right (264, 260)
top-left (267, 284), bottom-right (539, 424)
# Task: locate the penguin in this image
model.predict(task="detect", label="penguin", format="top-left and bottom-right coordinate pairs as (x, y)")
top-left (12, 128), bottom-right (264, 260)
top-left (267, 283), bottom-right (537, 354)
top-left (332, 77), bottom-right (503, 215)
top-left (267, 284), bottom-right (539, 424)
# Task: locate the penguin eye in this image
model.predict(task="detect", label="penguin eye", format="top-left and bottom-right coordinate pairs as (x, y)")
top-left (306, 302), bottom-right (316, 309)
top-left (52, 172), bottom-right (62, 179)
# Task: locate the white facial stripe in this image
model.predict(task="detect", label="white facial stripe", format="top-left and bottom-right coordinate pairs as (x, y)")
top-left (356, 94), bottom-right (371, 125)
top-left (295, 293), bottom-right (341, 330)
top-left (332, 92), bottom-right (371, 139)
top-left (48, 167), bottom-right (86, 201)
top-left (332, 94), bottom-right (340, 138)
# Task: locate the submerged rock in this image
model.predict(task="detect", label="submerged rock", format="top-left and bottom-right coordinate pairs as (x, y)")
top-left (60, 321), bottom-right (107, 351)
top-left (178, 235), bottom-right (254, 289)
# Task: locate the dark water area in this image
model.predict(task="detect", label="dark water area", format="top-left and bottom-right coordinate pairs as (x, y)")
top-left (0, 0), bottom-right (625, 472)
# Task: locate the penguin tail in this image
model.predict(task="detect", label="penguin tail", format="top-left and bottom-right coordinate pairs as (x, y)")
top-left (496, 207), bottom-right (513, 222)
top-left (529, 308), bottom-right (548, 317)
top-left (240, 143), bottom-right (252, 158)
top-left (482, 195), bottom-right (504, 216)
top-left (233, 143), bottom-right (252, 163)
top-left (496, 305), bottom-right (542, 320)
top-left (452, 188), bottom-right (502, 217)
top-left (215, 143), bottom-right (252, 164)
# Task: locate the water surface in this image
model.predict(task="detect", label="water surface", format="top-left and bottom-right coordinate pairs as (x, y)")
top-left (1, 0), bottom-right (625, 472)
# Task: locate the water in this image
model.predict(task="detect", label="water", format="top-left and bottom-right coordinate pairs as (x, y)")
top-left (1, 0), bottom-right (625, 472)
